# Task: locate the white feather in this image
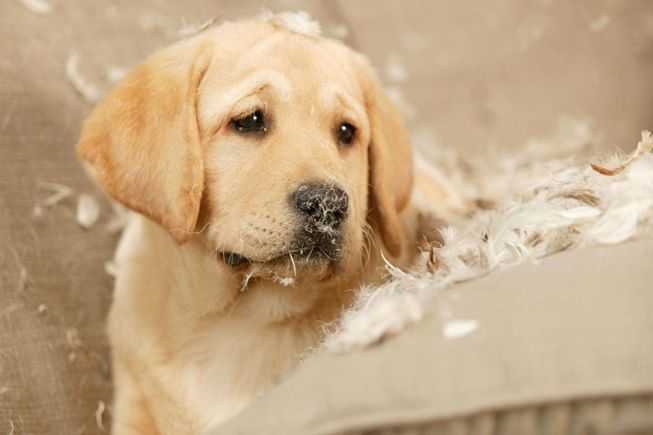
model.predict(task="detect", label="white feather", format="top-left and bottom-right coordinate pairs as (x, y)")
top-left (444, 320), bottom-right (479, 339)
top-left (262, 11), bottom-right (321, 37)
top-left (19, 0), bottom-right (51, 14)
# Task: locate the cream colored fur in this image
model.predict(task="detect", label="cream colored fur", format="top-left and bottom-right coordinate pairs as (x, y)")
top-left (76, 12), bottom-right (455, 435)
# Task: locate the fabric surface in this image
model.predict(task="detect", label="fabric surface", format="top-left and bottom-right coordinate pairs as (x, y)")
top-left (351, 395), bottom-right (653, 435)
top-left (210, 240), bottom-right (653, 435)
top-left (2, 2), bottom-right (653, 434)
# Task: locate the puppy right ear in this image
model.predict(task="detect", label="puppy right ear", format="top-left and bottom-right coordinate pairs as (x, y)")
top-left (77, 38), bottom-right (212, 243)
top-left (354, 55), bottom-right (414, 258)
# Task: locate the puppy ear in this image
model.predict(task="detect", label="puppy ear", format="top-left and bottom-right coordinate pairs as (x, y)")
top-left (77, 39), bottom-right (212, 243)
top-left (356, 57), bottom-right (414, 257)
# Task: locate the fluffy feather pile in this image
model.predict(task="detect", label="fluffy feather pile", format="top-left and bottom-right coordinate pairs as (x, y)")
top-left (323, 131), bottom-right (653, 352)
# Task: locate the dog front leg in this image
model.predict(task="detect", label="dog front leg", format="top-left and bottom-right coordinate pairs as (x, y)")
top-left (110, 358), bottom-right (160, 435)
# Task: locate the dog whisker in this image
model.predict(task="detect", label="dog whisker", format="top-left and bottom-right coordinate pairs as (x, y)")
top-left (240, 271), bottom-right (255, 292)
top-left (317, 247), bottom-right (337, 262)
top-left (288, 251), bottom-right (297, 277)
top-left (361, 222), bottom-right (377, 268)
top-left (188, 220), bottom-right (212, 236)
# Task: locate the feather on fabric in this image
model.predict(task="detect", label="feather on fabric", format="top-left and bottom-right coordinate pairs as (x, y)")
top-left (324, 131), bottom-right (653, 352)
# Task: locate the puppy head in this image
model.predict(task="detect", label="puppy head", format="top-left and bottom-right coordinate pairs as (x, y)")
top-left (77, 14), bottom-right (413, 284)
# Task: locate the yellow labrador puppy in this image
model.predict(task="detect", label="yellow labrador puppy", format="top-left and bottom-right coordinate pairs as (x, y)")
top-left (77, 13), bottom-right (449, 435)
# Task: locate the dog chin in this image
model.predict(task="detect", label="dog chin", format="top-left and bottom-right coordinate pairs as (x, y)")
top-left (245, 257), bottom-right (334, 287)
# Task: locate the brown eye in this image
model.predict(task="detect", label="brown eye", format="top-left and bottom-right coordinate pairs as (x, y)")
top-left (231, 110), bottom-right (267, 134)
top-left (337, 122), bottom-right (356, 146)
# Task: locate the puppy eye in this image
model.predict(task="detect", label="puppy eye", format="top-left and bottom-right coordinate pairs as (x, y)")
top-left (231, 110), bottom-right (267, 134)
top-left (337, 122), bottom-right (356, 146)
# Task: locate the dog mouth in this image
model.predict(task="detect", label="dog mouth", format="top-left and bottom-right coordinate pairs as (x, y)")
top-left (218, 244), bottom-right (340, 269)
top-left (217, 247), bottom-right (340, 288)
top-left (220, 251), bottom-right (254, 268)
top-left (217, 219), bottom-right (347, 286)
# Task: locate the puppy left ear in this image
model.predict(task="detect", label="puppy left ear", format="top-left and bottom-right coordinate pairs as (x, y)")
top-left (355, 55), bottom-right (414, 257)
top-left (77, 39), bottom-right (212, 243)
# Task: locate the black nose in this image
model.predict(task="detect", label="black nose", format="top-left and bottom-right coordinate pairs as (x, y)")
top-left (293, 183), bottom-right (349, 228)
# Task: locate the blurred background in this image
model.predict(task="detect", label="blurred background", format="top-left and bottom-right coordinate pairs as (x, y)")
top-left (1, 1), bottom-right (652, 434)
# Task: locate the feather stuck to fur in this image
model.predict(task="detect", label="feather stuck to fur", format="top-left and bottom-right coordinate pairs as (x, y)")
top-left (262, 11), bottom-right (322, 37)
top-left (324, 131), bottom-right (653, 352)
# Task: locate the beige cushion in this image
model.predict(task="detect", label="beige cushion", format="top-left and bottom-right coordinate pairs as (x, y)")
top-left (211, 240), bottom-right (653, 435)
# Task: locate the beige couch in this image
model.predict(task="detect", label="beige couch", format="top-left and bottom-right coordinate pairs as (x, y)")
top-left (210, 241), bottom-right (653, 435)
top-left (1, 1), bottom-right (652, 434)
